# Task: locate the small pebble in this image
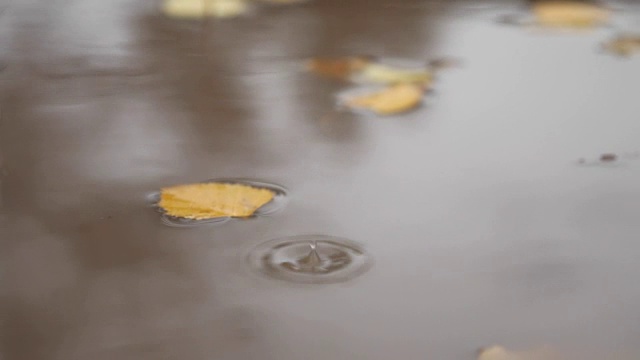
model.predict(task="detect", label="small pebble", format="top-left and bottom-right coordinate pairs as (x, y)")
top-left (428, 57), bottom-right (462, 70)
top-left (600, 153), bottom-right (617, 162)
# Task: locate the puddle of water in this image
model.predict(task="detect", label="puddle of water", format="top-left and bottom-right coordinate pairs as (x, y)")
top-left (248, 235), bottom-right (372, 284)
top-left (29, 52), bottom-right (156, 79)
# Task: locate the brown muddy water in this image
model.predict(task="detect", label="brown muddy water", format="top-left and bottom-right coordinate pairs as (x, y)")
top-left (1, 0), bottom-right (640, 359)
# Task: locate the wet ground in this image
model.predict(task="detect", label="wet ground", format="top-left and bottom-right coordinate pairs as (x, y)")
top-left (1, 0), bottom-right (640, 359)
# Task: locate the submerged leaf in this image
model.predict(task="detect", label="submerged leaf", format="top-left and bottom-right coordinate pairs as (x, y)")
top-left (602, 35), bottom-right (640, 57)
top-left (344, 84), bottom-right (424, 115)
top-left (357, 63), bottom-right (433, 86)
top-left (307, 56), bottom-right (453, 86)
top-left (159, 183), bottom-right (275, 219)
top-left (306, 57), bottom-right (371, 80)
top-left (478, 346), bottom-right (562, 360)
top-left (162, 0), bottom-right (250, 19)
top-left (532, 1), bottom-right (609, 29)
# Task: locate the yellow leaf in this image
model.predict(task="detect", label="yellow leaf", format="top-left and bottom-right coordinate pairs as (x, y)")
top-left (159, 183), bottom-right (275, 219)
top-left (602, 35), bottom-right (640, 57)
top-left (478, 346), bottom-right (562, 360)
top-left (532, 1), bottom-right (609, 29)
top-left (344, 84), bottom-right (424, 115)
top-left (357, 63), bottom-right (433, 86)
top-left (162, 0), bottom-right (249, 19)
top-left (306, 57), bottom-right (371, 81)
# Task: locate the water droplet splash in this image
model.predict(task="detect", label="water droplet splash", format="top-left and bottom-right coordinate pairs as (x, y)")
top-left (147, 178), bottom-right (288, 227)
top-left (248, 235), bottom-right (372, 284)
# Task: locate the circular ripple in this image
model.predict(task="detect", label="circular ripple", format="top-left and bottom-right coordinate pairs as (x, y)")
top-left (248, 235), bottom-right (372, 284)
top-left (148, 178), bottom-right (288, 227)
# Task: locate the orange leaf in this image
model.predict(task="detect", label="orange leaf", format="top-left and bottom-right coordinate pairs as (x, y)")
top-left (602, 35), bottom-right (640, 57)
top-left (532, 1), bottom-right (609, 29)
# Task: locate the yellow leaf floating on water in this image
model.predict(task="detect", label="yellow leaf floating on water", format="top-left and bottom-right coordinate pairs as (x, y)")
top-left (344, 84), bottom-right (424, 115)
top-left (532, 1), bottom-right (609, 29)
top-left (478, 346), bottom-right (562, 360)
top-left (358, 63), bottom-right (433, 86)
top-left (306, 57), bottom-right (371, 81)
top-left (602, 35), bottom-right (640, 57)
top-left (159, 183), bottom-right (275, 219)
top-left (162, 0), bottom-right (249, 19)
